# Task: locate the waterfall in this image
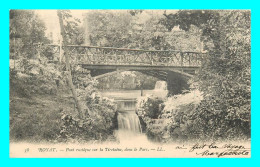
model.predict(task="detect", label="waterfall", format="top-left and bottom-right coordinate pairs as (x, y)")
top-left (117, 111), bottom-right (142, 133)
top-left (152, 81), bottom-right (168, 98)
top-left (115, 100), bottom-right (143, 141)
top-left (154, 81), bottom-right (167, 90)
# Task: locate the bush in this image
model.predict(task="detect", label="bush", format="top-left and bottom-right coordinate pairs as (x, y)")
top-left (136, 95), bottom-right (165, 142)
top-left (157, 90), bottom-right (203, 141)
top-left (135, 90), bottom-right (203, 143)
top-left (136, 95), bottom-right (164, 119)
top-left (160, 89), bottom-right (250, 141)
top-left (10, 59), bottom-right (62, 97)
top-left (56, 93), bottom-right (118, 143)
top-left (189, 99), bottom-right (250, 140)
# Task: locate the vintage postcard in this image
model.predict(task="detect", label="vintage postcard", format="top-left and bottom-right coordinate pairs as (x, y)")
top-left (9, 9), bottom-right (251, 158)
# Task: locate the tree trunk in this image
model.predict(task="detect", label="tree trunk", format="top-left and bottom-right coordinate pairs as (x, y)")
top-left (57, 10), bottom-right (85, 119)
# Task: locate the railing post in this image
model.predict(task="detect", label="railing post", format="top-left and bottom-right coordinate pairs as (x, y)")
top-left (180, 52), bottom-right (184, 72)
top-left (189, 53), bottom-right (191, 66)
top-left (180, 52), bottom-right (183, 66)
top-left (150, 52), bottom-right (154, 65)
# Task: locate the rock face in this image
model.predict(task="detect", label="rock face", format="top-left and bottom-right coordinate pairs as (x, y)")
top-left (159, 90), bottom-right (203, 142)
top-left (137, 90), bottom-right (203, 143)
top-left (160, 90), bottom-right (203, 119)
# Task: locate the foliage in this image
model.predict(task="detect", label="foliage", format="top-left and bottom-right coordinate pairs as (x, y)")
top-left (10, 59), bottom-right (62, 97)
top-left (136, 95), bottom-right (165, 142)
top-left (160, 90), bottom-right (203, 118)
top-left (159, 90), bottom-right (203, 141)
top-left (9, 10), bottom-right (64, 142)
top-left (84, 10), bottom-right (202, 51)
top-left (161, 10), bottom-right (251, 140)
top-left (57, 46), bottom-right (118, 142)
top-left (84, 10), bottom-right (132, 48)
top-left (59, 10), bottom-right (85, 45)
top-left (136, 95), bottom-right (164, 119)
top-left (84, 10), bottom-right (201, 94)
top-left (97, 71), bottom-right (159, 90)
top-left (9, 10), bottom-right (251, 143)
top-left (136, 90), bottom-right (204, 142)
top-left (10, 10), bottom-right (118, 143)
top-left (10, 10), bottom-right (50, 59)
top-left (56, 94), bottom-right (117, 143)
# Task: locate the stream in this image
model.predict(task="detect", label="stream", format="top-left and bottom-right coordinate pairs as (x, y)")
top-left (100, 81), bottom-right (168, 142)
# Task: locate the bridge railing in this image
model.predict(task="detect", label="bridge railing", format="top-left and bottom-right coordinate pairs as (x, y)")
top-left (67, 45), bottom-right (206, 67)
top-left (33, 44), bottom-right (206, 67)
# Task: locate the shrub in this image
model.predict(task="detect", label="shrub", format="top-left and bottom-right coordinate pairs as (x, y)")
top-left (158, 90), bottom-right (203, 141)
top-left (56, 93), bottom-right (118, 143)
top-left (136, 95), bottom-right (164, 119)
top-left (136, 95), bottom-right (165, 142)
top-left (160, 89), bottom-right (250, 141)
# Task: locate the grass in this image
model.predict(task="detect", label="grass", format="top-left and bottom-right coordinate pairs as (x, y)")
top-left (10, 85), bottom-right (76, 143)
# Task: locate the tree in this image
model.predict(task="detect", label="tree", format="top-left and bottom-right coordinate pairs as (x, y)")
top-left (84, 10), bottom-right (201, 51)
top-left (10, 10), bottom-right (50, 59)
top-left (83, 10), bottom-right (133, 48)
top-left (160, 10), bottom-right (251, 139)
top-left (57, 10), bottom-right (86, 119)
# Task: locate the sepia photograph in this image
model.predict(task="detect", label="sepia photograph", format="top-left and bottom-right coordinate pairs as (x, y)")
top-left (9, 9), bottom-right (251, 158)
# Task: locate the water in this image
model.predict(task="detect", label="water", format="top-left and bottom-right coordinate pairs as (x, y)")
top-left (152, 81), bottom-right (168, 99)
top-left (154, 81), bottom-right (167, 90)
top-left (117, 111), bottom-right (142, 133)
top-left (116, 100), bottom-right (142, 133)
top-left (114, 99), bottom-right (143, 142)
top-left (100, 81), bottom-right (168, 142)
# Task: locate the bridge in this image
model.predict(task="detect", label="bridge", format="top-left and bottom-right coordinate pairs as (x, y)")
top-left (33, 44), bottom-right (206, 94)
top-left (35, 44), bottom-right (205, 78)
